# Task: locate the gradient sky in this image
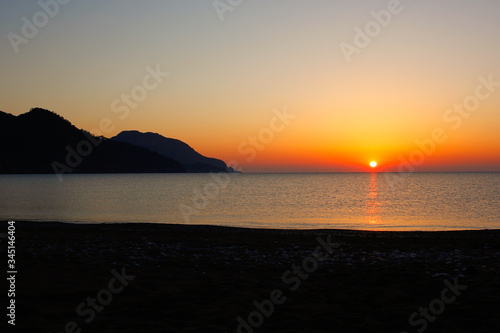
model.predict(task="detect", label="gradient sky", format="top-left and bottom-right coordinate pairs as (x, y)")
top-left (1, 0), bottom-right (499, 172)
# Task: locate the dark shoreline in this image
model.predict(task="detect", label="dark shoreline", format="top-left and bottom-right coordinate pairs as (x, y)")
top-left (5, 219), bottom-right (500, 233)
top-left (4, 221), bottom-right (500, 332)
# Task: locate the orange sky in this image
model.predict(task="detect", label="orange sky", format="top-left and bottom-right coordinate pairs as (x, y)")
top-left (1, 1), bottom-right (499, 172)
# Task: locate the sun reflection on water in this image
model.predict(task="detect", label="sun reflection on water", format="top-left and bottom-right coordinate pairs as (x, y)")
top-left (366, 173), bottom-right (381, 224)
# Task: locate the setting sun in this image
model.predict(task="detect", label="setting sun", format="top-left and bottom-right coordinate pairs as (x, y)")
top-left (370, 161), bottom-right (377, 168)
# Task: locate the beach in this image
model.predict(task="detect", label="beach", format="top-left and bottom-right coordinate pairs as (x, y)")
top-left (6, 221), bottom-right (500, 332)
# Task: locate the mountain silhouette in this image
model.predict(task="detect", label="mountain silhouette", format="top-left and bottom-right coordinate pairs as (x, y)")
top-left (0, 108), bottom-right (184, 175)
top-left (112, 130), bottom-right (234, 173)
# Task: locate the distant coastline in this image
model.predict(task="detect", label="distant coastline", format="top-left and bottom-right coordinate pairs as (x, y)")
top-left (0, 108), bottom-right (235, 177)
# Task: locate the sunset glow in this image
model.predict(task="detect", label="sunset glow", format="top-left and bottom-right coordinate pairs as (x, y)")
top-left (1, 1), bottom-right (499, 172)
top-left (1, 3), bottom-right (500, 329)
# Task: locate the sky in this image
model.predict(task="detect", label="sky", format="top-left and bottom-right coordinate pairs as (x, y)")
top-left (1, 0), bottom-right (499, 172)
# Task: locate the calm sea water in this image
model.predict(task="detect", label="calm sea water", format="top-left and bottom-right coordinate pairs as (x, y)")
top-left (0, 173), bottom-right (499, 230)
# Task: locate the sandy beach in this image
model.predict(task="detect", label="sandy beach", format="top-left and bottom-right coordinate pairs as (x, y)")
top-left (5, 221), bottom-right (500, 332)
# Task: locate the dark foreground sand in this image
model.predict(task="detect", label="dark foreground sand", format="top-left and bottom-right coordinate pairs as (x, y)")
top-left (3, 221), bottom-right (500, 333)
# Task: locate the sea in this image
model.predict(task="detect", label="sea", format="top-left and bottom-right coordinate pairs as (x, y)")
top-left (0, 173), bottom-right (499, 231)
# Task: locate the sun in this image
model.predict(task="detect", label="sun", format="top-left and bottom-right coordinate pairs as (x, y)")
top-left (370, 161), bottom-right (377, 168)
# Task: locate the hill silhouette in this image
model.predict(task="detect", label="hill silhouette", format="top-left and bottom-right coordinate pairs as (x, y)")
top-left (112, 130), bottom-right (234, 173)
top-left (0, 108), bottom-right (184, 175)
